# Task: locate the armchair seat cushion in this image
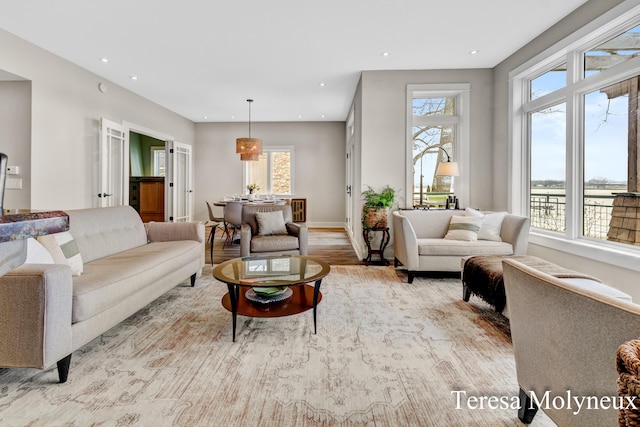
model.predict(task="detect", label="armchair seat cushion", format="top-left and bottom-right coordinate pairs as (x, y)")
top-left (250, 234), bottom-right (299, 253)
top-left (417, 238), bottom-right (513, 256)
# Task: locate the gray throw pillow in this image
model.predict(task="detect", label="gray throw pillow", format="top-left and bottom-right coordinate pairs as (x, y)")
top-left (256, 211), bottom-right (288, 236)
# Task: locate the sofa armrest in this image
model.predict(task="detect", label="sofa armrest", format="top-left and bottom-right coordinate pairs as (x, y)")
top-left (392, 211), bottom-right (420, 270)
top-left (286, 222), bottom-right (308, 255)
top-left (0, 264), bottom-right (73, 371)
top-left (146, 221), bottom-right (205, 243)
top-left (240, 223), bottom-right (252, 257)
top-left (500, 215), bottom-right (530, 255)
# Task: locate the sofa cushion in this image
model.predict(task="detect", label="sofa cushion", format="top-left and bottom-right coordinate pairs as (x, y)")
top-left (444, 216), bottom-right (483, 241)
top-left (37, 231), bottom-right (84, 276)
top-left (250, 235), bottom-right (299, 253)
top-left (71, 240), bottom-right (201, 323)
top-left (417, 238), bottom-right (514, 256)
top-left (66, 206), bottom-right (148, 263)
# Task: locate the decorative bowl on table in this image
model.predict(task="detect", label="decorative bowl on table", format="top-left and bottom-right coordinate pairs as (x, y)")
top-left (245, 286), bottom-right (293, 305)
top-left (252, 286), bottom-right (287, 297)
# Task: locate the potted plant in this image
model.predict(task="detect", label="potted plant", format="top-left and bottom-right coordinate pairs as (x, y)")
top-left (361, 185), bottom-right (397, 229)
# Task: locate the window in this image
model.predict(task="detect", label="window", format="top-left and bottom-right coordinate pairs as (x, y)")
top-left (151, 146), bottom-right (165, 177)
top-left (244, 146), bottom-right (294, 194)
top-left (406, 84), bottom-right (470, 209)
top-left (529, 103), bottom-right (566, 233)
top-left (511, 4), bottom-right (640, 268)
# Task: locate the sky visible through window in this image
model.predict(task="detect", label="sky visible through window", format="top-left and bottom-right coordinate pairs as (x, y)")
top-left (530, 72), bottom-right (629, 184)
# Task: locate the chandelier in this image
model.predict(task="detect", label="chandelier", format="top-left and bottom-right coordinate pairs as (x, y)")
top-left (236, 99), bottom-right (262, 161)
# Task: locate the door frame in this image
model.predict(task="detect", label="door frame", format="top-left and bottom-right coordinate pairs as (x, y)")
top-left (123, 122), bottom-right (174, 220)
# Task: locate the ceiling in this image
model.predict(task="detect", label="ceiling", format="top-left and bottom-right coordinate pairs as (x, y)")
top-left (0, 0), bottom-right (590, 122)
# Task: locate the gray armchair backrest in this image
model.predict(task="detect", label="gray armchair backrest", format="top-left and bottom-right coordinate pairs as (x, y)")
top-left (242, 204), bottom-right (293, 235)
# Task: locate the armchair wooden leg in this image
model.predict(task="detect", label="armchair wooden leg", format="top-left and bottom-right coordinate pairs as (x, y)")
top-left (190, 273), bottom-right (196, 287)
top-left (57, 354), bottom-right (72, 383)
top-left (407, 271), bottom-right (416, 284)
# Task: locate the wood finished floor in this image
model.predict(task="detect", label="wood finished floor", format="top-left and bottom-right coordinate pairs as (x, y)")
top-left (205, 226), bottom-right (364, 265)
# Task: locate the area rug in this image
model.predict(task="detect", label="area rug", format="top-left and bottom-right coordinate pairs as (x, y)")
top-left (0, 266), bottom-right (553, 426)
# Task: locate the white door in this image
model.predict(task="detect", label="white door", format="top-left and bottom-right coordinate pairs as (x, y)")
top-left (99, 118), bottom-right (128, 207)
top-left (168, 141), bottom-right (193, 222)
top-left (345, 108), bottom-right (355, 239)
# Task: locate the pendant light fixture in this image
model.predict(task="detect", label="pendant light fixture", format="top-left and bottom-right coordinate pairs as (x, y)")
top-left (236, 99), bottom-right (263, 161)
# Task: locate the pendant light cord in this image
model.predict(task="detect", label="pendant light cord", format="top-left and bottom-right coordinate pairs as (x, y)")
top-left (247, 99), bottom-right (253, 138)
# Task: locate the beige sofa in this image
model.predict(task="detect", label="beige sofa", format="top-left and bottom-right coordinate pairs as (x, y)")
top-left (503, 259), bottom-right (639, 426)
top-left (0, 205), bottom-right (204, 383)
top-left (392, 209), bottom-right (530, 283)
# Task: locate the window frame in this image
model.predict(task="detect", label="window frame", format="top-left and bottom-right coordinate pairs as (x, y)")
top-left (405, 83), bottom-right (470, 209)
top-left (509, 1), bottom-right (640, 271)
top-left (242, 145), bottom-right (295, 195)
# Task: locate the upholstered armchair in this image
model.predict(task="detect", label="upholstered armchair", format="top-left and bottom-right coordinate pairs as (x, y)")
top-left (239, 204), bottom-right (308, 257)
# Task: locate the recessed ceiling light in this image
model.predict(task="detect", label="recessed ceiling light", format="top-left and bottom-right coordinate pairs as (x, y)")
top-left (298, 115), bottom-right (303, 119)
top-left (231, 115), bottom-right (235, 119)
top-left (321, 114), bottom-right (326, 119)
top-left (100, 57), bottom-right (108, 63)
top-left (319, 82), bottom-right (326, 87)
top-left (203, 115), bottom-right (208, 120)
top-left (381, 52), bottom-right (390, 57)
top-left (469, 50), bottom-right (479, 55)
top-left (130, 75), bottom-right (138, 80)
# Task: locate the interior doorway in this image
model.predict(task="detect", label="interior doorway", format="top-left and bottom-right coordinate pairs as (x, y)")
top-left (99, 119), bottom-right (193, 222)
top-left (129, 131), bottom-right (166, 222)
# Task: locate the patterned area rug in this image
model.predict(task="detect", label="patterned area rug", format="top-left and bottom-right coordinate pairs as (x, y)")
top-left (0, 266), bottom-right (553, 426)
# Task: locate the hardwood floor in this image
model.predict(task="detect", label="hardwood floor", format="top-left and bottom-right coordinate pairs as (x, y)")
top-left (205, 226), bottom-right (364, 265)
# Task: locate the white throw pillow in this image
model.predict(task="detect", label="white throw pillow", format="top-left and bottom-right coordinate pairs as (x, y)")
top-left (24, 238), bottom-right (55, 264)
top-left (444, 215), bottom-right (484, 241)
top-left (256, 211), bottom-right (288, 236)
top-left (465, 208), bottom-right (507, 241)
top-left (37, 231), bottom-right (84, 276)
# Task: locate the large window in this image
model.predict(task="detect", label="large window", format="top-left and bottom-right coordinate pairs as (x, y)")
top-left (511, 6), bottom-right (640, 266)
top-left (406, 84), bottom-right (469, 209)
top-left (243, 146), bottom-right (294, 194)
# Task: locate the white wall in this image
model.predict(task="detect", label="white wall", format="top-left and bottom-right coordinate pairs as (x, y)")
top-left (0, 29), bottom-right (195, 210)
top-left (491, 0), bottom-right (640, 299)
top-left (353, 69), bottom-right (494, 257)
top-left (194, 121), bottom-right (346, 226)
top-left (0, 80), bottom-right (31, 209)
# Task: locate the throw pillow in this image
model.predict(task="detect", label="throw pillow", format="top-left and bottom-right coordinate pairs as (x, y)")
top-left (256, 211), bottom-right (288, 236)
top-left (37, 231), bottom-right (84, 276)
top-left (444, 215), bottom-right (484, 241)
top-left (464, 208), bottom-right (507, 241)
top-left (478, 212), bottom-right (507, 241)
top-left (25, 238), bottom-right (55, 264)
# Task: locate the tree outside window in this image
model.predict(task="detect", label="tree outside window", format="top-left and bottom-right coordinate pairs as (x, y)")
top-left (411, 96), bottom-right (458, 208)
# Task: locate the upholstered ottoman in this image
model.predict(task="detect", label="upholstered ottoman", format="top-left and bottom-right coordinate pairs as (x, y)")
top-left (461, 255), bottom-right (628, 315)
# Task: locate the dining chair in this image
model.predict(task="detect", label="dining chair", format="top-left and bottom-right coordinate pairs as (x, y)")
top-left (223, 201), bottom-right (244, 248)
top-left (205, 201), bottom-right (224, 264)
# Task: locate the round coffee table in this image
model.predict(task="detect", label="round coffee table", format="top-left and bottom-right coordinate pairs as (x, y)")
top-left (212, 255), bottom-right (331, 341)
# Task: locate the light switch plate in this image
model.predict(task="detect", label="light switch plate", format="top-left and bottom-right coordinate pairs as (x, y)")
top-left (6, 165), bottom-right (20, 175)
top-left (5, 178), bottom-right (22, 189)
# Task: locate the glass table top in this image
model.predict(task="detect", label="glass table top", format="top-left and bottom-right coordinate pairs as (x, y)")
top-left (213, 255), bottom-right (330, 287)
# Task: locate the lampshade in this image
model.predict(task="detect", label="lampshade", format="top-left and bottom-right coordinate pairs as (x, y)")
top-left (435, 161), bottom-right (460, 177)
top-left (239, 152), bottom-right (260, 161)
top-left (237, 99), bottom-right (263, 161)
top-left (236, 137), bottom-right (262, 155)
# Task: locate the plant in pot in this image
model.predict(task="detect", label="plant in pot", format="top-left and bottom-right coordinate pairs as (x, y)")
top-left (361, 185), bottom-right (397, 230)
